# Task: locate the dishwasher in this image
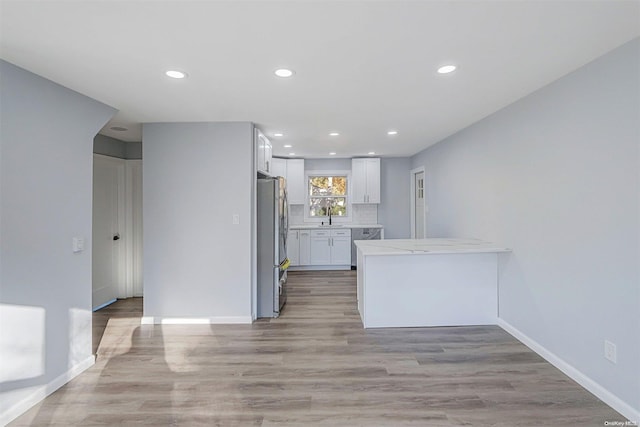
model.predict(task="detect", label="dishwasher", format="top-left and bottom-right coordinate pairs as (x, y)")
top-left (351, 227), bottom-right (382, 268)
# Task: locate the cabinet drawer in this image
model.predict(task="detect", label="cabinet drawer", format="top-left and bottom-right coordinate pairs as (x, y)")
top-left (331, 229), bottom-right (351, 237)
top-left (311, 230), bottom-right (330, 237)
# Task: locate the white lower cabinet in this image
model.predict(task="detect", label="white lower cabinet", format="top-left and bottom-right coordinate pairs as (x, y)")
top-left (310, 230), bottom-right (331, 265)
top-left (309, 229), bottom-right (351, 265)
top-left (330, 230), bottom-right (351, 265)
top-left (288, 229), bottom-right (311, 267)
top-left (299, 230), bottom-right (311, 265)
top-left (287, 230), bottom-right (299, 266)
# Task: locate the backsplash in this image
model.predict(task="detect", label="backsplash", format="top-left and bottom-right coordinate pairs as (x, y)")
top-left (288, 204), bottom-right (378, 225)
top-left (289, 205), bottom-right (305, 225)
top-left (352, 204), bottom-right (378, 224)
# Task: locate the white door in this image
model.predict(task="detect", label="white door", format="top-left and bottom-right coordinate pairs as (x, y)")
top-left (92, 155), bottom-right (124, 310)
top-left (414, 170), bottom-right (425, 239)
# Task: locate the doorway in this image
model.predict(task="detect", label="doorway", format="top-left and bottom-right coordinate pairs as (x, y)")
top-left (92, 154), bottom-right (125, 310)
top-left (410, 167), bottom-right (426, 239)
top-left (92, 154), bottom-right (143, 311)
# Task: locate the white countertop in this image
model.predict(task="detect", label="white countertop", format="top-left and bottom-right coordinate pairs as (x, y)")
top-left (289, 224), bottom-right (383, 230)
top-left (355, 238), bottom-right (510, 255)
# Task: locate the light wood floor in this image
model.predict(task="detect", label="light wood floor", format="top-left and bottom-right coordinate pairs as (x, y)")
top-left (11, 271), bottom-right (623, 426)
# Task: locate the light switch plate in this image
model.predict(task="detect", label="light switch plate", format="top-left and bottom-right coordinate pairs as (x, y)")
top-left (72, 237), bottom-right (84, 253)
top-left (232, 214), bottom-right (240, 225)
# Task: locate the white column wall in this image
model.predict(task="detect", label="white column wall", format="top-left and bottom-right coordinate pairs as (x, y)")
top-left (142, 122), bottom-right (254, 322)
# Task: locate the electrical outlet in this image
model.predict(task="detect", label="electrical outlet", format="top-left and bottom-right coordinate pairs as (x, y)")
top-left (604, 340), bottom-right (617, 364)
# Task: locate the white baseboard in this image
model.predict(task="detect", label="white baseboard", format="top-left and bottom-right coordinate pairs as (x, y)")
top-left (497, 318), bottom-right (639, 422)
top-left (0, 355), bottom-right (95, 426)
top-left (140, 316), bottom-right (253, 325)
top-left (288, 265), bottom-right (351, 271)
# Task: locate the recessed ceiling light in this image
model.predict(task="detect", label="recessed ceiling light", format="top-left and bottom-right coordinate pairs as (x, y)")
top-left (329, 132), bottom-right (340, 136)
top-left (110, 126), bottom-right (128, 132)
top-left (387, 130), bottom-right (398, 135)
top-left (289, 152), bottom-right (296, 156)
top-left (284, 144), bottom-right (292, 148)
top-left (329, 152), bottom-right (336, 156)
top-left (368, 152), bottom-right (376, 155)
top-left (165, 70), bottom-right (187, 79)
top-left (274, 133), bottom-right (284, 137)
top-left (274, 68), bottom-right (294, 78)
top-left (437, 65), bottom-right (457, 74)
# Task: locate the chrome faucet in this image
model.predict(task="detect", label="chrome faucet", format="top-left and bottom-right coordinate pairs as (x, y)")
top-left (328, 205), bottom-right (332, 225)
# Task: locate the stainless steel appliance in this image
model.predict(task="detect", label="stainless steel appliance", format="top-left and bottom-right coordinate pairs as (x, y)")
top-left (257, 176), bottom-right (289, 317)
top-left (351, 227), bottom-right (382, 267)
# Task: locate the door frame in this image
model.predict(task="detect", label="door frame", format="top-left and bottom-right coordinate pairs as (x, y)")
top-left (124, 159), bottom-right (143, 297)
top-left (410, 166), bottom-right (427, 239)
top-left (93, 154), bottom-right (126, 309)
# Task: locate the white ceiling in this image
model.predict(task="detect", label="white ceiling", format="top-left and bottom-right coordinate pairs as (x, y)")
top-left (1, 1), bottom-right (638, 158)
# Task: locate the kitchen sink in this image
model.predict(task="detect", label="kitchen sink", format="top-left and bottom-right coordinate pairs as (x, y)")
top-left (319, 224), bottom-right (343, 227)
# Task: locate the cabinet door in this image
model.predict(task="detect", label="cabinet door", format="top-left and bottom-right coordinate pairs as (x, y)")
top-left (287, 230), bottom-right (299, 266)
top-left (264, 139), bottom-right (273, 174)
top-left (299, 231), bottom-right (311, 265)
top-left (330, 236), bottom-right (351, 265)
top-left (351, 158), bottom-right (367, 203)
top-left (271, 158), bottom-right (287, 179)
top-left (286, 159), bottom-right (305, 205)
top-left (256, 130), bottom-right (266, 173)
top-left (365, 158), bottom-right (380, 203)
top-left (310, 230), bottom-right (331, 265)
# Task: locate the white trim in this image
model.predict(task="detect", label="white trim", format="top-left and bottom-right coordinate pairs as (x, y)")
top-left (252, 139), bottom-right (258, 321)
top-left (124, 160), bottom-right (143, 297)
top-left (92, 298), bottom-right (116, 312)
top-left (140, 316), bottom-right (253, 325)
top-left (409, 166), bottom-right (426, 238)
top-left (93, 154), bottom-right (127, 301)
top-left (288, 265), bottom-right (352, 271)
top-left (304, 169), bottom-right (352, 223)
top-left (0, 355), bottom-right (95, 426)
top-left (498, 318), bottom-right (640, 422)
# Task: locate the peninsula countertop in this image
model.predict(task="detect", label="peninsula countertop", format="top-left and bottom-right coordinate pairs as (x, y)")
top-left (354, 238), bottom-right (510, 255)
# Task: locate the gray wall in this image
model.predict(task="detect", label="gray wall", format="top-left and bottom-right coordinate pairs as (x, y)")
top-left (93, 134), bottom-right (142, 159)
top-left (0, 60), bottom-right (115, 422)
top-left (125, 141), bottom-right (142, 159)
top-left (304, 158), bottom-right (351, 171)
top-left (411, 39), bottom-right (639, 415)
top-left (379, 158), bottom-right (411, 239)
top-left (142, 122), bottom-right (254, 320)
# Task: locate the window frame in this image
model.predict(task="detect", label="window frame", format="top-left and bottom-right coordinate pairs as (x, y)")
top-left (304, 170), bottom-right (352, 223)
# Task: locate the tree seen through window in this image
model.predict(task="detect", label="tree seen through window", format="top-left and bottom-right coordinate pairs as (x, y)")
top-left (309, 176), bottom-right (348, 217)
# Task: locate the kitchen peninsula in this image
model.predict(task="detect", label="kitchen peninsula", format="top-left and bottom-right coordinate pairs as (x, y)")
top-left (355, 238), bottom-right (510, 328)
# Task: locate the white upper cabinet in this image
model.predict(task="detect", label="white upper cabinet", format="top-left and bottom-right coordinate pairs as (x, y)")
top-left (286, 159), bottom-right (305, 205)
top-left (351, 158), bottom-right (380, 204)
top-left (255, 129), bottom-right (272, 175)
top-left (271, 158), bottom-right (287, 178)
top-left (270, 158), bottom-right (305, 204)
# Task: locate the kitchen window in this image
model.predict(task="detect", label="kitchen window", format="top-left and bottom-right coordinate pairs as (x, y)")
top-left (307, 174), bottom-right (349, 218)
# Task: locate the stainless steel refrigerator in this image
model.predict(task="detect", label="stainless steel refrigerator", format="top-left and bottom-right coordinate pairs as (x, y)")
top-left (257, 176), bottom-right (289, 317)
